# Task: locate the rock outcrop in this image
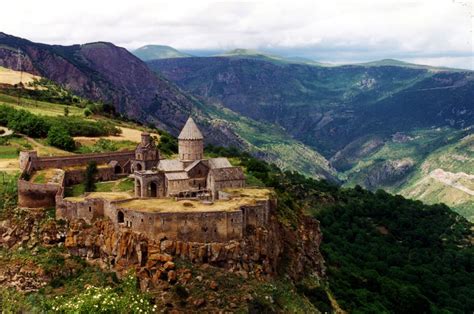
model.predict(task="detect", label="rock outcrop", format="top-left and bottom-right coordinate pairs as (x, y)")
top-left (64, 206), bottom-right (325, 289)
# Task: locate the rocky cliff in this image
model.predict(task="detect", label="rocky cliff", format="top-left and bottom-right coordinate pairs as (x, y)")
top-left (0, 203), bottom-right (325, 306)
top-left (64, 204), bottom-right (325, 286)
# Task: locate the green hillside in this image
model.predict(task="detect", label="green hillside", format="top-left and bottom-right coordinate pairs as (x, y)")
top-left (149, 56), bottom-right (474, 220)
top-left (217, 48), bottom-right (327, 66)
top-left (133, 45), bottom-right (192, 61)
top-left (1, 133), bottom-right (473, 313)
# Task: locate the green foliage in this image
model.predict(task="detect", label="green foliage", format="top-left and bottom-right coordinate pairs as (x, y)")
top-left (0, 288), bottom-right (34, 313)
top-left (156, 129), bottom-right (178, 156)
top-left (0, 105), bottom-right (49, 137)
top-left (0, 171), bottom-right (18, 217)
top-left (204, 144), bottom-right (474, 313)
top-left (47, 125), bottom-right (76, 151)
top-left (316, 189), bottom-right (474, 313)
top-left (84, 162), bottom-right (98, 192)
top-left (0, 145), bottom-right (19, 159)
top-left (46, 116), bottom-right (120, 137)
top-left (48, 275), bottom-right (156, 313)
top-left (83, 107), bottom-right (93, 117)
top-left (0, 104), bottom-right (121, 139)
top-left (76, 139), bottom-right (135, 154)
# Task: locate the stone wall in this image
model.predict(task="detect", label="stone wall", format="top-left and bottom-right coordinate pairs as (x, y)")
top-left (64, 166), bottom-right (115, 186)
top-left (57, 197), bottom-right (105, 223)
top-left (113, 209), bottom-right (243, 243)
top-left (166, 179), bottom-right (190, 196)
top-left (178, 139), bottom-right (203, 161)
top-left (56, 197), bottom-right (271, 243)
top-left (208, 177), bottom-right (245, 200)
top-left (18, 150), bottom-right (135, 209)
top-left (18, 180), bottom-right (61, 208)
top-left (64, 198), bottom-right (326, 284)
top-left (28, 151), bottom-right (134, 172)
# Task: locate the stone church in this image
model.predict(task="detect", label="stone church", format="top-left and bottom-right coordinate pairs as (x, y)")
top-left (133, 117), bottom-right (245, 200)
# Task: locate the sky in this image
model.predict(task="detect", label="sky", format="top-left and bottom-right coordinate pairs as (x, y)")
top-left (1, 0), bottom-right (473, 69)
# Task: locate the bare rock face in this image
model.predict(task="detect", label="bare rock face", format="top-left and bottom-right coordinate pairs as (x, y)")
top-left (364, 158), bottom-right (415, 189)
top-left (63, 205), bottom-right (325, 289)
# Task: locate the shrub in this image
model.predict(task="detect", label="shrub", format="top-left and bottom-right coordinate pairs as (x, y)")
top-left (157, 130), bottom-right (178, 156)
top-left (47, 125), bottom-right (75, 151)
top-left (6, 108), bottom-right (49, 137)
top-left (83, 108), bottom-right (93, 117)
top-left (84, 162), bottom-right (98, 192)
top-left (48, 276), bottom-right (156, 313)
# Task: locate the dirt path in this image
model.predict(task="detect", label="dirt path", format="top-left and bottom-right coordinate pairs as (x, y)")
top-left (0, 127), bottom-right (13, 137)
top-left (0, 159), bottom-right (19, 172)
top-left (74, 126), bottom-right (160, 144)
top-left (429, 168), bottom-right (474, 196)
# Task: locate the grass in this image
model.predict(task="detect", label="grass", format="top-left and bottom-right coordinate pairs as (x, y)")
top-left (30, 169), bottom-right (63, 184)
top-left (75, 138), bottom-right (136, 154)
top-left (0, 66), bottom-right (41, 87)
top-left (119, 188), bottom-right (271, 213)
top-left (65, 192), bottom-right (133, 202)
top-left (65, 183), bottom-right (85, 197)
top-left (0, 145), bottom-right (18, 159)
top-left (65, 178), bottom-right (135, 197)
top-left (0, 93), bottom-right (84, 117)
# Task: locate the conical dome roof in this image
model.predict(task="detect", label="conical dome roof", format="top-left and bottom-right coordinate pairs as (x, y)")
top-left (178, 117), bottom-right (203, 140)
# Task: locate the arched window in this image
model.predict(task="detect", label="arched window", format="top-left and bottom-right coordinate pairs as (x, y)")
top-left (114, 165), bottom-right (122, 174)
top-left (117, 211), bottom-right (124, 223)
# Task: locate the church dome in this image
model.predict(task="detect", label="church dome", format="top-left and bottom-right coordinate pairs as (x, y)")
top-left (178, 117), bottom-right (203, 140)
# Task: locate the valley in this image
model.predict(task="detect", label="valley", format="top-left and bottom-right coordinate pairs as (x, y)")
top-left (148, 54), bottom-right (474, 220)
top-left (0, 41), bottom-right (472, 312)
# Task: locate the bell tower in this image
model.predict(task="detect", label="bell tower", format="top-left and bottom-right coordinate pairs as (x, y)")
top-left (178, 117), bottom-right (204, 162)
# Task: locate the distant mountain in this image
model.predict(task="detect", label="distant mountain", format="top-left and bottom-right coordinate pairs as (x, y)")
top-left (0, 33), bottom-right (337, 180)
top-left (216, 48), bottom-right (327, 66)
top-left (148, 56), bottom-right (474, 219)
top-left (132, 45), bottom-right (191, 61)
top-left (357, 58), bottom-right (466, 72)
top-left (149, 57), bottom-right (473, 155)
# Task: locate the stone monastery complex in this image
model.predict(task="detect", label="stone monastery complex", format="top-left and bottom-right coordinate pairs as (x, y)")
top-left (17, 117), bottom-right (272, 243)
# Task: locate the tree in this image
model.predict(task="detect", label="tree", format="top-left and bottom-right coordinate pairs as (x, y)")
top-left (84, 162), bottom-right (98, 192)
top-left (47, 125), bottom-right (75, 151)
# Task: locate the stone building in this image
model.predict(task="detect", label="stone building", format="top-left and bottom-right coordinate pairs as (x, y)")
top-left (18, 116), bottom-right (261, 243)
top-left (133, 117), bottom-right (245, 200)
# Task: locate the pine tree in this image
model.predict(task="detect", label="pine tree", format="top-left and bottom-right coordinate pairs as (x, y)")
top-left (84, 162), bottom-right (98, 192)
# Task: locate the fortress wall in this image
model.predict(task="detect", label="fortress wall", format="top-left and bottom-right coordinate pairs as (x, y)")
top-left (18, 180), bottom-right (60, 208)
top-left (209, 178), bottom-right (246, 199)
top-left (64, 167), bottom-right (115, 186)
top-left (33, 151), bottom-right (134, 171)
top-left (242, 201), bottom-right (270, 231)
top-left (57, 197), bottom-right (105, 223)
top-left (111, 204), bottom-right (243, 243)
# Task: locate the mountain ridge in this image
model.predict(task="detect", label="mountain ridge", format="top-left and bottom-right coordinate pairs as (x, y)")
top-left (0, 33), bottom-right (337, 181)
top-left (133, 44), bottom-right (192, 61)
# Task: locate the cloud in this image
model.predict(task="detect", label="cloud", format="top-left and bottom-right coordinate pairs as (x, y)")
top-left (1, 0), bottom-right (472, 69)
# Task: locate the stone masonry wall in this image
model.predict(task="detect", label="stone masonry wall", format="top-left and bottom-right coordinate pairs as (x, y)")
top-left (56, 198), bottom-right (271, 243)
top-left (30, 151), bottom-right (134, 171)
top-left (64, 199), bottom-right (326, 286)
top-left (18, 180), bottom-right (61, 208)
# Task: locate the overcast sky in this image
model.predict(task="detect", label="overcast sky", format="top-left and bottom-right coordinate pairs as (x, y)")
top-left (1, 0), bottom-right (473, 69)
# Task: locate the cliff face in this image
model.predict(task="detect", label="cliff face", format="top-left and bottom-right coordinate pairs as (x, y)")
top-left (64, 205), bottom-right (325, 286)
